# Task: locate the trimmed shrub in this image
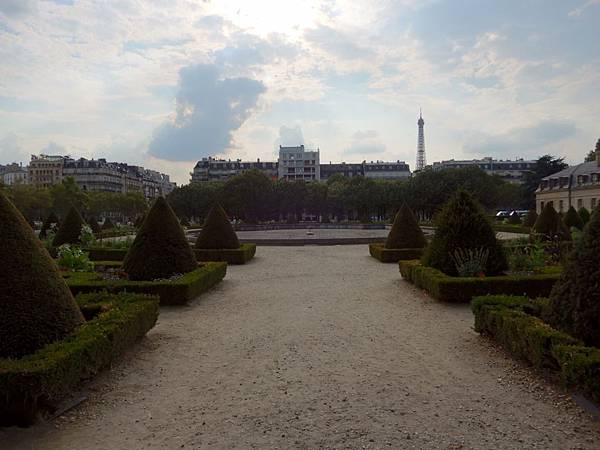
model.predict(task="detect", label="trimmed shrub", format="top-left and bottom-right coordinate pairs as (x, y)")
top-left (422, 190), bottom-right (507, 276)
top-left (85, 247), bottom-right (128, 261)
top-left (180, 216), bottom-right (190, 227)
top-left (134, 213), bottom-right (146, 228)
top-left (578, 207), bottom-right (590, 225)
top-left (546, 208), bottom-right (600, 347)
top-left (195, 243), bottom-right (256, 264)
top-left (385, 203), bottom-right (426, 249)
top-left (39, 211), bottom-right (59, 239)
top-left (369, 243), bottom-right (424, 263)
top-left (0, 192), bottom-right (84, 359)
top-left (102, 217), bottom-right (115, 230)
top-left (507, 212), bottom-right (521, 225)
top-left (563, 206), bottom-right (583, 231)
top-left (532, 203), bottom-right (569, 241)
top-left (123, 196), bottom-right (197, 281)
top-left (53, 206), bottom-right (85, 247)
top-left (523, 209), bottom-right (538, 228)
top-left (195, 203), bottom-right (240, 250)
top-left (88, 216), bottom-right (101, 234)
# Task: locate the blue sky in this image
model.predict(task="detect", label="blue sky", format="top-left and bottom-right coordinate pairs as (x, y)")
top-left (0, 0), bottom-right (599, 184)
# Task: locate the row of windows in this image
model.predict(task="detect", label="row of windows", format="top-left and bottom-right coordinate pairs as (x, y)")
top-left (541, 198), bottom-right (597, 212)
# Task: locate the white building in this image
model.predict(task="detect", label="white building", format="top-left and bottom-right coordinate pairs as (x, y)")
top-left (1, 163), bottom-right (28, 185)
top-left (431, 157), bottom-right (536, 184)
top-left (363, 161), bottom-right (411, 180)
top-left (278, 145), bottom-right (320, 182)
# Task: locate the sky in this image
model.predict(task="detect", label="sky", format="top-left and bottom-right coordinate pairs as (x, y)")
top-left (0, 0), bottom-right (599, 185)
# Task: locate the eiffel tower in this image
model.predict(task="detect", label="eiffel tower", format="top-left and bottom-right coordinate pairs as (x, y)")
top-left (416, 109), bottom-right (426, 171)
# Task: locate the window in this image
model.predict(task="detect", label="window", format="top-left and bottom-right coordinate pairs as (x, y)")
top-left (592, 198), bottom-right (597, 209)
top-left (559, 200), bottom-right (564, 212)
top-left (578, 198), bottom-right (583, 209)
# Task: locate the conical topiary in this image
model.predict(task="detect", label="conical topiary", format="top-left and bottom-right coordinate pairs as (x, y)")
top-left (134, 213), bottom-right (146, 229)
top-left (88, 216), bottom-right (101, 234)
top-left (545, 207), bottom-right (600, 347)
top-left (123, 196), bottom-right (197, 281)
top-left (195, 203), bottom-right (240, 250)
top-left (532, 203), bottom-right (569, 241)
top-left (39, 211), bottom-right (60, 239)
top-left (422, 190), bottom-right (507, 276)
top-left (523, 209), bottom-right (538, 228)
top-left (578, 207), bottom-right (590, 225)
top-left (0, 192), bottom-right (84, 359)
top-left (102, 217), bottom-right (115, 230)
top-left (385, 203), bottom-right (427, 249)
top-left (52, 206), bottom-right (85, 247)
top-left (507, 212), bottom-right (521, 225)
top-left (563, 206), bottom-right (583, 231)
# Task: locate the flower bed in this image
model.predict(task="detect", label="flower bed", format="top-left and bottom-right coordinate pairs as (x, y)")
top-left (399, 260), bottom-right (560, 303)
top-left (0, 292), bottom-right (159, 426)
top-left (472, 295), bottom-right (600, 404)
top-left (368, 243), bottom-right (424, 263)
top-left (194, 243), bottom-right (256, 265)
top-left (64, 262), bottom-right (227, 305)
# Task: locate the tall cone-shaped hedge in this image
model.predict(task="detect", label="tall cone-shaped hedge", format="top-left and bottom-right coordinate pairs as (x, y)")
top-left (385, 203), bottom-right (426, 249)
top-left (102, 217), bottom-right (115, 230)
top-left (123, 196), bottom-right (197, 281)
top-left (195, 203), bottom-right (240, 249)
top-left (563, 206), bottom-right (583, 230)
top-left (532, 203), bottom-right (569, 241)
top-left (422, 190), bottom-right (507, 276)
top-left (523, 209), bottom-right (538, 228)
top-left (52, 205), bottom-right (85, 247)
top-left (545, 208), bottom-right (600, 347)
top-left (88, 216), bottom-right (101, 234)
top-left (39, 211), bottom-right (60, 239)
top-left (0, 192), bottom-right (83, 359)
top-left (578, 207), bottom-right (590, 225)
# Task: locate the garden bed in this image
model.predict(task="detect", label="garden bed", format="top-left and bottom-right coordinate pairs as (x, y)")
top-left (472, 295), bottom-right (600, 404)
top-left (64, 262), bottom-right (227, 306)
top-left (83, 247), bottom-right (128, 261)
top-left (368, 243), bottom-right (423, 263)
top-left (0, 292), bottom-right (159, 426)
top-left (194, 243), bottom-right (256, 265)
top-left (399, 260), bottom-right (560, 303)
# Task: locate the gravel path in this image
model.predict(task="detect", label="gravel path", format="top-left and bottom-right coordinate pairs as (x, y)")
top-left (4, 246), bottom-right (599, 449)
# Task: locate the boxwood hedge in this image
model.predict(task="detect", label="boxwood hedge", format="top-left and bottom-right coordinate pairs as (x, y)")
top-left (369, 243), bottom-right (424, 263)
top-left (194, 243), bottom-right (256, 264)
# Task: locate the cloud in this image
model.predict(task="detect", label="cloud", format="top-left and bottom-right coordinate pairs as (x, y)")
top-left (0, 0), bottom-right (35, 17)
top-left (304, 25), bottom-right (374, 60)
top-left (41, 141), bottom-right (67, 155)
top-left (463, 120), bottom-right (577, 156)
top-left (344, 130), bottom-right (386, 156)
top-left (569, 0), bottom-right (600, 17)
top-left (0, 132), bottom-right (27, 163)
top-left (148, 64), bottom-right (266, 161)
top-left (276, 125), bottom-right (304, 147)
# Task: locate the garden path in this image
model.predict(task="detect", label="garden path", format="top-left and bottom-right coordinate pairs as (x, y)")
top-left (4, 245), bottom-right (599, 449)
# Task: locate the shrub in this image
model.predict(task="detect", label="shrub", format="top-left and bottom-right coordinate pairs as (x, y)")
top-left (506, 242), bottom-right (547, 274)
top-left (88, 216), bottom-right (101, 234)
top-left (39, 211), bottom-right (59, 239)
top-left (578, 207), bottom-right (590, 225)
top-left (134, 213), bottom-right (146, 228)
top-left (123, 196), bottom-right (197, 281)
top-left (563, 206), bottom-right (583, 231)
top-left (523, 209), bottom-right (538, 228)
top-left (102, 217), bottom-right (115, 230)
top-left (422, 190), bottom-right (507, 276)
top-left (195, 203), bottom-right (240, 250)
top-left (79, 224), bottom-right (96, 247)
top-left (452, 247), bottom-right (488, 277)
top-left (180, 216), bottom-right (190, 227)
top-left (369, 243), bottom-right (424, 262)
top-left (0, 192), bottom-right (84, 359)
top-left (57, 244), bottom-right (94, 272)
top-left (195, 243), bottom-right (256, 264)
top-left (385, 203), bottom-right (426, 249)
top-left (53, 206), bottom-right (85, 247)
top-left (545, 207), bottom-right (600, 348)
top-left (507, 212), bottom-right (521, 225)
top-left (532, 203), bottom-right (569, 241)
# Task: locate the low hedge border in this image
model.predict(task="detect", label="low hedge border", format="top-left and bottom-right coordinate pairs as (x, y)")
top-left (194, 243), bottom-right (256, 265)
top-left (399, 260), bottom-right (560, 303)
top-left (64, 262), bottom-right (227, 306)
top-left (369, 243), bottom-right (424, 263)
top-left (83, 247), bottom-right (128, 261)
top-left (472, 295), bottom-right (600, 404)
top-left (0, 292), bottom-right (159, 426)
top-left (492, 224), bottom-right (531, 234)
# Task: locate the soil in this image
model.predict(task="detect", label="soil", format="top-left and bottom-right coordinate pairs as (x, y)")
top-left (3, 245), bottom-right (599, 449)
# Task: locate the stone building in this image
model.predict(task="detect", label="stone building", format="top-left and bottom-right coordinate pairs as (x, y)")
top-left (431, 157), bottom-right (536, 184)
top-left (1, 163), bottom-right (28, 185)
top-left (319, 161), bottom-right (411, 181)
top-left (28, 154), bottom-right (65, 188)
top-left (191, 157), bottom-right (278, 182)
top-left (278, 145), bottom-right (320, 182)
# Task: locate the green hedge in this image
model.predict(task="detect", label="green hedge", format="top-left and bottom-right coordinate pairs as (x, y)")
top-left (0, 292), bottom-right (159, 426)
top-left (472, 295), bottom-right (600, 404)
top-left (492, 223), bottom-right (531, 234)
top-left (83, 247), bottom-right (128, 261)
top-left (369, 243), bottom-right (424, 263)
top-left (399, 260), bottom-right (560, 303)
top-left (65, 262), bottom-right (227, 306)
top-left (194, 243), bottom-right (256, 265)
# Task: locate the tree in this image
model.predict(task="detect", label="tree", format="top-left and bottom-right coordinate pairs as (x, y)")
top-left (578, 207), bottom-right (591, 225)
top-left (51, 177), bottom-right (88, 217)
top-left (584, 138), bottom-right (600, 162)
top-left (563, 206), bottom-right (583, 231)
top-left (123, 197), bottom-right (197, 281)
top-left (223, 169), bottom-right (274, 223)
top-left (521, 155), bottom-right (568, 209)
top-left (5, 184), bottom-right (52, 223)
top-left (53, 205), bottom-right (86, 247)
top-left (422, 190), bottom-right (508, 276)
top-left (0, 192), bottom-right (83, 359)
top-left (532, 203), bottom-right (569, 241)
top-left (88, 216), bottom-right (101, 234)
top-left (385, 203), bottom-right (426, 249)
top-left (195, 203), bottom-right (240, 249)
top-left (39, 211), bottom-right (60, 239)
top-left (523, 209), bottom-right (538, 228)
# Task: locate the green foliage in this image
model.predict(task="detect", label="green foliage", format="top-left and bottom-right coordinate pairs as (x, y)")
top-left (521, 155), bottom-right (568, 209)
top-left (584, 138), bottom-right (599, 162)
top-left (133, 213), bottom-right (146, 228)
top-left (66, 263), bottom-right (227, 306)
top-left (400, 261), bottom-right (559, 303)
top-left (52, 205), bottom-right (85, 247)
top-left (507, 212), bottom-right (521, 225)
top-left (57, 244), bottom-right (94, 272)
top-left (452, 247), bottom-right (489, 277)
top-left (523, 209), bottom-right (538, 228)
top-left (506, 242), bottom-right (547, 274)
top-left (546, 208), bottom-right (600, 347)
top-left (578, 207), bottom-right (590, 225)
top-left (79, 224), bottom-right (96, 247)
top-left (102, 217), bottom-right (115, 230)
top-left (39, 211), bottom-right (60, 239)
top-left (563, 206), bottom-right (583, 231)
top-left (87, 216), bottom-right (101, 234)
top-left (369, 243), bottom-right (424, 262)
top-left (532, 203), bottom-right (570, 241)
top-left (123, 196), bottom-right (197, 281)
top-left (385, 203), bottom-right (426, 249)
top-left (422, 190), bottom-right (508, 276)
top-left (195, 203), bottom-right (240, 249)
top-left (84, 247), bottom-right (128, 261)
top-left (51, 177), bottom-right (88, 218)
top-left (0, 292), bottom-right (158, 426)
top-left (195, 243), bottom-right (256, 264)
top-left (0, 192), bottom-right (84, 359)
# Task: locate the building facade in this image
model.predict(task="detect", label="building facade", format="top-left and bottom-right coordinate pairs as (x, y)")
top-left (28, 154), bottom-right (65, 188)
top-left (535, 159), bottom-right (600, 213)
top-left (431, 157), bottom-right (536, 184)
top-left (364, 161), bottom-right (411, 180)
top-left (278, 145), bottom-right (320, 182)
top-left (191, 157), bottom-right (278, 182)
top-left (1, 163), bottom-right (28, 185)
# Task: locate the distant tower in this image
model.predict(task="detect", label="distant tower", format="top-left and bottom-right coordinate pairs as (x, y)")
top-left (416, 109), bottom-right (426, 171)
